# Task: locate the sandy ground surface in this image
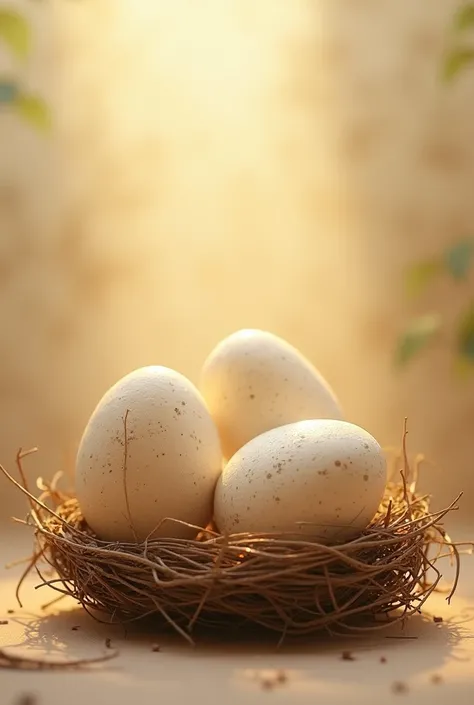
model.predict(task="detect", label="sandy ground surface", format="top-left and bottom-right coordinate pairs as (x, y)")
top-left (1, 525), bottom-right (474, 705)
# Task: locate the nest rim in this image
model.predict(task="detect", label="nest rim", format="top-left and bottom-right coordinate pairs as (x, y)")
top-left (0, 443), bottom-right (464, 645)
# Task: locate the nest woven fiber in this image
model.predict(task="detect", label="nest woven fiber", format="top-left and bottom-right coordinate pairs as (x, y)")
top-left (1, 438), bottom-right (462, 644)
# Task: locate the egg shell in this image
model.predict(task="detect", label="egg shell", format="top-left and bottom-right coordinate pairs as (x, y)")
top-left (214, 419), bottom-right (387, 543)
top-left (75, 366), bottom-right (222, 542)
top-left (200, 329), bottom-right (342, 460)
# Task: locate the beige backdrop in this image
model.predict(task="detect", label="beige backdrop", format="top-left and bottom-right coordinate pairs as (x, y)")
top-left (1, 0), bottom-right (473, 524)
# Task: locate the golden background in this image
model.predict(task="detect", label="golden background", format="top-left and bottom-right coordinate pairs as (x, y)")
top-left (1, 0), bottom-right (473, 522)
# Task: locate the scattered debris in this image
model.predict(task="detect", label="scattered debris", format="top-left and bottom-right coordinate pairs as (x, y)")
top-left (433, 616), bottom-right (443, 624)
top-left (431, 673), bottom-right (443, 685)
top-left (392, 681), bottom-right (409, 695)
top-left (105, 638), bottom-right (112, 649)
top-left (380, 656), bottom-right (387, 664)
top-left (252, 669), bottom-right (289, 690)
top-left (341, 651), bottom-right (355, 661)
top-left (151, 643), bottom-right (161, 652)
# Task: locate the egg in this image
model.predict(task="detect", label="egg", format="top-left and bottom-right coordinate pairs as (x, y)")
top-left (75, 366), bottom-right (222, 542)
top-left (200, 329), bottom-right (342, 459)
top-left (214, 419), bottom-right (387, 543)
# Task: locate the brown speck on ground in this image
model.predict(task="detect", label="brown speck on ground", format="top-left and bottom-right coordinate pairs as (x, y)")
top-left (71, 626), bottom-right (80, 631)
top-left (274, 497), bottom-right (281, 503)
top-left (380, 656), bottom-right (387, 663)
top-left (275, 670), bottom-right (288, 683)
top-left (260, 678), bottom-right (275, 690)
top-left (431, 673), bottom-right (443, 685)
top-left (363, 474), bottom-right (369, 481)
top-left (341, 651), bottom-right (355, 661)
top-left (392, 681), bottom-right (409, 694)
top-left (266, 473), bottom-right (272, 479)
top-left (7, 609), bottom-right (14, 614)
top-left (151, 643), bottom-right (161, 652)
top-left (105, 638), bottom-right (112, 649)
top-left (16, 695), bottom-right (37, 705)
top-left (433, 616), bottom-right (443, 623)
top-left (334, 460), bottom-right (341, 466)
top-left (0, 620), bottom-right (8, 625)
top-left (249, 394), bottom-right (255, 400)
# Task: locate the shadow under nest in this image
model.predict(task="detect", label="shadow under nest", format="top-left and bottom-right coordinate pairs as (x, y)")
top-left (1, 443), bottom-right (463, 645)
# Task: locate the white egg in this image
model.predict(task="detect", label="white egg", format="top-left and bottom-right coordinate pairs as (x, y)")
top-left (75, 366), bottom-right (222, 542)
top-left (200, 329), bottom-right (342, 459)
top-left (214, 419), bottom-right (387, 543)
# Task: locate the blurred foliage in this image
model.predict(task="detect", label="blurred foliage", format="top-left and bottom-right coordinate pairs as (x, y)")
top-left (443, 3), bottom-right (474, 80)
top-left (396, 239), bottom-right (474, 369)
top-left (454, 2), bottom-right (474, 30)
top-left (0, 7), bottom-right (30, 59)
top-left (395, 314), bottom-right (442, 367)
top-left (0, 7), bottom-right (51, 131)
top-left (15, 90), bottom-right (51, 130)
top-left (397, 5), bottom-right (474, 372)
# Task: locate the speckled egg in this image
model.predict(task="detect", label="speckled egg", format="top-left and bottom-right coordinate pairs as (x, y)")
top-left (200, 329), bottom-right (342, 459)
top-left (75, 366), bottom-right (222, 542)
top-left (214, 419), bottom-right (387, 543)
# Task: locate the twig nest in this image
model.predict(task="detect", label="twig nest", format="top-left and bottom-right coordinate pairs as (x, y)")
top-left (5, 460), bottom-right (459, 643)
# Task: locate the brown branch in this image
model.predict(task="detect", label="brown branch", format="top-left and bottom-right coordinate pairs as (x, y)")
top-left (122, 409), bottom-right (138, 543)
top-left (0, 647), bottom-right (118, 670)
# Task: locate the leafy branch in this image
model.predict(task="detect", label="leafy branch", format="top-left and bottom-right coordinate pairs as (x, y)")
top-left (396, 4), bottom-right (474, 374)
top-left (0, 8), bottom-right (51, 131)
top-left (443, 3), bottom-right (474, 81)
top-left (396, 239), bottom-right (474, 369)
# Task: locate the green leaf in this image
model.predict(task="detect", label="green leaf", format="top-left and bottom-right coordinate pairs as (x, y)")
top-left (0, 80), bottom-right (18, 104)
top-left (457, 303), bottom-right (474, 362)
top-left (14, 92), bottom-right (51, 132)
top-left (443, 47), bottom-right (474, 81)
top-left (395, 314), bottom-right (442, 367)
top-left (444, 239), bottom-right (474, 280)
top-left (405, 259), bottom-right (442, 297)
top-left (453, 355), bottom-right (474, 379)
top-left (454, 4), bottom-right (474, 32)
top-left (0, 10), bottom-right (30, 60)
top-left (445, 238), bottom-right (474, 279)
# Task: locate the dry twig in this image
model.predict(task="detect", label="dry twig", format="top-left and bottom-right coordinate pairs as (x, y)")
top-left (0, 442), bottom-right (466, 643)
top-left (0, 647), bottom-right (117, 670)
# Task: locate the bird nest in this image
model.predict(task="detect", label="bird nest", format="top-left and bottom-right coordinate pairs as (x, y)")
top-left (1, 435), bottom-right (463, 644)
